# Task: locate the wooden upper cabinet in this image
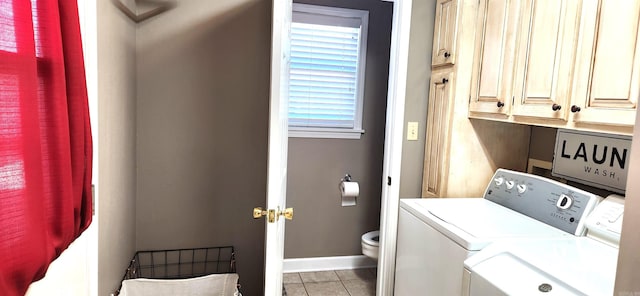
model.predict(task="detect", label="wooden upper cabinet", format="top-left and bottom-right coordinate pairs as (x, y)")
top-left (422, 70), bottom-right (455, 198)
top-left (511, 0), bottom-right (580, 121)
top-left (469, 0), bottom-right (520, 118)
top-left (571, 0), bottom-right (640, 127)
top-left (432, 0), bottom-right (459, 67)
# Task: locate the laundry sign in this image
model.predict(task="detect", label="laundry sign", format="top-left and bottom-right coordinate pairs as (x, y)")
top-left (552, 129), bottom-right (631, 193)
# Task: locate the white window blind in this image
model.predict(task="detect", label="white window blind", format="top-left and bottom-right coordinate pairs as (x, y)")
top-left (289, 4), bottom-right (368, 139)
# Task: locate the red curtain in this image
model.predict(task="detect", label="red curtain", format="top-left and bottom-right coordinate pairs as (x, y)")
top-left (0, 0), bottom-right (92, 294)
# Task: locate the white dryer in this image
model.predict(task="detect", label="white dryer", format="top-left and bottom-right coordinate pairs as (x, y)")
top-left (394, 169), bottom-right (600, 295)
top-left (462, 195), bottom-right (624, 296)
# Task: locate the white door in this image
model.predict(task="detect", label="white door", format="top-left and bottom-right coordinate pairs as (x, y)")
top-left (263, 0), bottom-right (292, 295)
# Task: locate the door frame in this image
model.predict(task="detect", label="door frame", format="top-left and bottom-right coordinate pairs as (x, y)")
top-left (376, 0), bottom-right (413, 295)
top-left (267, 0), bottom-right (414, 294)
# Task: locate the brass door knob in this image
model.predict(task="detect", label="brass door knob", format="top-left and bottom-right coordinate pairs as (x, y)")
top-left (279, 208), bottom-right (294, 220)
top-left (253, 207), bottom-right (267, 219)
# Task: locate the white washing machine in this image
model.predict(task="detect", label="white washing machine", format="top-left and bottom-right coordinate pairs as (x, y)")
top-left (394, 169), bottom-right (600, 295)
top-left (462, 195), bottom-right (624, 296)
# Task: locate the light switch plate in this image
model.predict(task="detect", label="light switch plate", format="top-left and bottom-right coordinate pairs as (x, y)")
top-left (407, 122), bottom-right (419, 141)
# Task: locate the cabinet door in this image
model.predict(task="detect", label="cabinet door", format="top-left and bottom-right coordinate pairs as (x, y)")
top-left (572, 0), bottom-right (640, 127)
top-left (432, 0), bottom-right (459, 67)
top-left (469, 0), bottom-right (520, 118)
top-left (422, 70), bottom-right (454, 198)
top-left (511, 0), bottom-right (580, 121)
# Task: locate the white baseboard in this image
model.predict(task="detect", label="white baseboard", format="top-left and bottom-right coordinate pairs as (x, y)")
top-left (283, 255), bottom-right (377, 273)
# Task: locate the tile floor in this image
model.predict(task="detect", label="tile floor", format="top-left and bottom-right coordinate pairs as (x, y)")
top-left (283, 269), bottom-right (376, 296)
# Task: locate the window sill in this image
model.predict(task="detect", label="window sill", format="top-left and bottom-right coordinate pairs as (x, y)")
top-left (288, 128), bottom-right (365, 139)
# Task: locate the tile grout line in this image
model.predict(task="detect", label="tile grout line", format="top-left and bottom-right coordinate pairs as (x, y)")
top-left (299, 275), bottom-right (353, 296)
top-left (340, 279), bottom-right (353, 296)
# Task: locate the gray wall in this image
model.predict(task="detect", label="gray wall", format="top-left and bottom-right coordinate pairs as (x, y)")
top-left (284, 0), bottom-right (393, 258)
top-left (528, 126), bottom-right (557, 162)
top-left (96, 0), bottom-right (137, 294)
top-left (135, 1), bottom-right (270, 294)
top-left (400, 0), bottom-right (436, 198)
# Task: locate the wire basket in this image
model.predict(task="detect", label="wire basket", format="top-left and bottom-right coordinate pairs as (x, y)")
top-left (123, 246), bottom-right (236, 280)
top-left (116, 246), bottom-right (237, 294)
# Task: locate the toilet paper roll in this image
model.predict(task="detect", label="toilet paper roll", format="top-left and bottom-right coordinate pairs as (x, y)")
top-left (339, 181), bottom-right (359, 207)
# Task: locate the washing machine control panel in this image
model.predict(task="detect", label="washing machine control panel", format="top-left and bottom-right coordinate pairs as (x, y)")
top-left (484, 169), bottom-right (601, 236)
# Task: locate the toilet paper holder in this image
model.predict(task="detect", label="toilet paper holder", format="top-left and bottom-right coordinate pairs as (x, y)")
top-left (341, 174), bottom-right (352, 182)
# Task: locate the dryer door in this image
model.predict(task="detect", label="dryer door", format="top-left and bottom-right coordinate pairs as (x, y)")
top-left (466, 252), bottom-right (581, 296)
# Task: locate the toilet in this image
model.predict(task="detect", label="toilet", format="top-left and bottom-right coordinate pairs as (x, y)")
top-left (361, 230), bottom-right (380, 260)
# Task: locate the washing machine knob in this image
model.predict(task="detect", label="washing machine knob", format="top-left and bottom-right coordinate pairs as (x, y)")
top-left (505, 180), bottom-right (515, 189)
top-left (494, 177), bottom-right (505, 186)
top-left (556, 194), bottom-right (573, 210)
top-left (516, 184), bottom-right (527, 194)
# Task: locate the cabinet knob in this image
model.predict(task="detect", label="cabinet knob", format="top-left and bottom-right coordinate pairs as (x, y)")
top-left (444, 51), bottom-right (451, 58)
top-left (497, 101), bottom-right (505, 108)
top-left (570, 105), bottom-right (581, 113)
top-left (442, 78), bottom-right (449, 84)
top-left (552, 104), bottom-right (562, 111)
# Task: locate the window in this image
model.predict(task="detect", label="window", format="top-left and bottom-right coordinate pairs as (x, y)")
top-left (288, 4), bottom-right (369, 139)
